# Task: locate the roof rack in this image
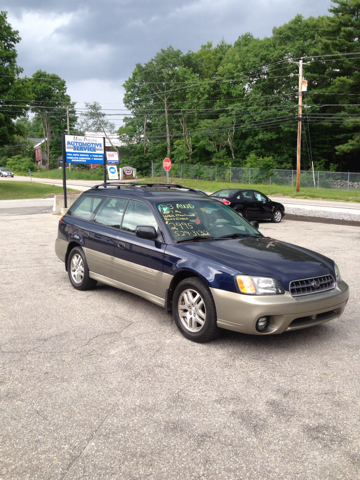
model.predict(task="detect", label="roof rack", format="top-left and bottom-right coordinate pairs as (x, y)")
top-left (91, 182), bottom-right (202, 193)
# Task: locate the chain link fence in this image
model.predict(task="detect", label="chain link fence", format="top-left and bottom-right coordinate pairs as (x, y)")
top-left (150, 162), bottom-right (360, 190)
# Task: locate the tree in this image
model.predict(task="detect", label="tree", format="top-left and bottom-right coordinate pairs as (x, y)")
top-left (77, 101), bottom-right (119, 154)
top-left (119, 5), bottom-right (360, 172)
top-left (321, 0), bottom-right (360, 164)
top-left (0, 11), bottom-right (31, 148)
top-left (30, 70), bottom-right (76, 168)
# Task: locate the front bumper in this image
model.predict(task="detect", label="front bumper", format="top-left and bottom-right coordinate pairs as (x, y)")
top-left (211, 280), bottom-right (349, 335)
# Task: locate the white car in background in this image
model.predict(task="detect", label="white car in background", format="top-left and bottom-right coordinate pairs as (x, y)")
top-left (0, 168), bottom-right (14, 177)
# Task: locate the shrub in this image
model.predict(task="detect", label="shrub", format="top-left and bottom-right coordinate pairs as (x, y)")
top-left (7, 155), bottom-right (36, 173)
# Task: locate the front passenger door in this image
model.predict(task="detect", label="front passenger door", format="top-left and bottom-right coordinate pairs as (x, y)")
top-left (114, 200), bottom-right (167, 298)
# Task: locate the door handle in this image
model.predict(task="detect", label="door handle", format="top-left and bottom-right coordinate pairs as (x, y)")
top-left (117, 242), bottom-right (126, 249)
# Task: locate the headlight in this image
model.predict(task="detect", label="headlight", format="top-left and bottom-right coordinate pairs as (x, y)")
top-left (334, 263), bottom-right (342, 282)
top-left (236, 275), bottom-right (285, 295)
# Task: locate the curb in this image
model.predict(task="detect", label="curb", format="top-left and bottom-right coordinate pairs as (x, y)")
top-left (284, 213), bottom-right (360, 227)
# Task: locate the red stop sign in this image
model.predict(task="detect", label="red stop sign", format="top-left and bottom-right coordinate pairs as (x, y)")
top-left (163, 157), bottom-right (172, 171)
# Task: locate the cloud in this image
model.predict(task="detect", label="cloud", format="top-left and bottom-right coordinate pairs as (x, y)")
top-left (4, 0), bottom-right (331, 113)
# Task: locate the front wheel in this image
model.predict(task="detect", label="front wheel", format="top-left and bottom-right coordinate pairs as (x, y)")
top-left (173, 277), bottom-right (221, 343)
top-left (272, 209), bottom-right (283, 223)
top-left (67, 246), bottom-right (97, 290)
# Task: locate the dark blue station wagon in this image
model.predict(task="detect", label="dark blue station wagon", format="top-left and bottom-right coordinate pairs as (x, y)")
top-left (55, 183), bottom-right (349, 343)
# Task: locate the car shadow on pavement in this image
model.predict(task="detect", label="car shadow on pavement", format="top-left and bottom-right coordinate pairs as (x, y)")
top-left (215, 322), bottom-right (341, 350)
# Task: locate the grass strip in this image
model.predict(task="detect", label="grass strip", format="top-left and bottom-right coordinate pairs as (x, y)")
top-left (0, 181), bottom-right (79, 201)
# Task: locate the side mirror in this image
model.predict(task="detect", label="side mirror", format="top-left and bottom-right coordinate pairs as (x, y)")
top-left (250, 220), bottom-right (259, 230)
top-left (135, 226), bottom-right (157, 240)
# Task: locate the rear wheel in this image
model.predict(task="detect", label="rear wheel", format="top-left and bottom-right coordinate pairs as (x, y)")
top-left (173, 277), bottom-right (221, 343)
top-left (272, 209), bottom-right (283, 223)
top-left (67, 246), bottom-right (97, 290)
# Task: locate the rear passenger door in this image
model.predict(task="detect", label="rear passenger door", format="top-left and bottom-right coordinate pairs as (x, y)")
top-left (68, 195), bottom-right (125, 279)
top-left (114, 200), bottom-right (167, 298)
top-left (68, 194), bottom-right (112, 276)
top-left (241, 190), bottom-right (259, 219)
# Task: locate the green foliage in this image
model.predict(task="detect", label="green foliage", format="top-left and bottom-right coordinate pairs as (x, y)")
top-left (119, 5), bottom-right (360, 173)
top-left (4, 2), bottom-right (360, 175)
top-left (77, 101), bottom-right (116, 135)
top-left (0, 11), bottom-right (31, 147)
top-left (6, 154), bottom-right (35, 173)
top-left (30, 70), bottom-right (76, 169)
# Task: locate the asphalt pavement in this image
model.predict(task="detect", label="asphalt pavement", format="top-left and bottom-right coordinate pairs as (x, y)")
top-left (0, 204), bottom-right (359, 478)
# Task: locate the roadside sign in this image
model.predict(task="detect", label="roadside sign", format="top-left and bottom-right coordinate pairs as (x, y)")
top-left (163, 157), bottom-right (171, 171)
top-left (65, 135), bottom-right (105, 164)
top-left (61, 133), bottom-right (107, 209)
top-left (107, 165), bottom-right (119, 180)
top-left (106, 151), bottom-right (119, 164)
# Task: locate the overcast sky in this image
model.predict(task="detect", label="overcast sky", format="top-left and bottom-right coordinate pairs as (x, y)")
top-left (5, 0), bottom-right (331, 128)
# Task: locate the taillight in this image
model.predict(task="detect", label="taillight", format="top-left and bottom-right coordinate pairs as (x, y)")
top-left (222, 199), bottom-right (231, 205)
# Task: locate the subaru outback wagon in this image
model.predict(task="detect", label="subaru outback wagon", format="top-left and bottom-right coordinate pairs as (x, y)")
top-left (55, 183), bottom-right (349, 343)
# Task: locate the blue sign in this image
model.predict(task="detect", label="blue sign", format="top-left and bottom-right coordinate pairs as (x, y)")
top-left (109, 166), bottom-right (117, 174)
top-left (65, 135), bottom-right (105, 164)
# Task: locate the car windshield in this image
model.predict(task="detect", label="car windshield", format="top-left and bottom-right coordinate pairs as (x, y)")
top-left (157, 199), bottom-right (261, 242)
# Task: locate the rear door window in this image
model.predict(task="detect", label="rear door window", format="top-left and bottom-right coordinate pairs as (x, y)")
top-left (242, 191), bottom-right (255, 201)
top-left (93, 197), bottom-right (128, 229)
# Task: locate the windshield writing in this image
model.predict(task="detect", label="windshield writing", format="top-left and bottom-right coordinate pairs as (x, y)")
top-left (157, 200), bottom-right (260, 242)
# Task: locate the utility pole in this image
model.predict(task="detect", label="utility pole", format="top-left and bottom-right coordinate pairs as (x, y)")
top-left (296, 59), bottom-right (303, 193)
top-left (289, 58), bottom-right (309, 192)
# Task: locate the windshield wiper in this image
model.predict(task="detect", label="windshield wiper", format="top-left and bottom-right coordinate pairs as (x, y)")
top-left (176, 236), bottom-right (218, 243)
top-left (218, 233), bottom-right (254, 239)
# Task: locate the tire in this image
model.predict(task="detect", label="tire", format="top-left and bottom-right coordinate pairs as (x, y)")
top-left (272, 209), bottom-right (283, 223)
top-left (67, 246), bottom-right (97, 290)
top-left (173, 277), bottom-right (221, 343)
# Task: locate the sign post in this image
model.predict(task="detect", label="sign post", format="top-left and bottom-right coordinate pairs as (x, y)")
top-left (163, 157), bottom-right (171, 184)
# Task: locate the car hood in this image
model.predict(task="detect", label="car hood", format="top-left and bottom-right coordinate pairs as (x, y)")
top-left (176, 236), bottom-right (334, 287)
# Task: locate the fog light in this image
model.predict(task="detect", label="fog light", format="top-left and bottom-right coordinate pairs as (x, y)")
top-left (256, 316), bottom-right (269, 332)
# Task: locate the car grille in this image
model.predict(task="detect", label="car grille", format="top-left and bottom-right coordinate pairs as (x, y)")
top-left (290, 275), bottom-right (335, 297)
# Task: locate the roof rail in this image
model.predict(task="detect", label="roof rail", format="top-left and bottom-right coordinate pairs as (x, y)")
top-left (91, 182), bottom-right (202, 193)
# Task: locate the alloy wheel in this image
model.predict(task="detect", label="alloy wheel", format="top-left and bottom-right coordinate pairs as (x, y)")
top-left (178, 288), bottom-right (206, 333)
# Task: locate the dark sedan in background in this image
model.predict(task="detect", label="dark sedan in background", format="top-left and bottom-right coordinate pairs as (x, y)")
top-left (210, 189), bottom-right (285, 223)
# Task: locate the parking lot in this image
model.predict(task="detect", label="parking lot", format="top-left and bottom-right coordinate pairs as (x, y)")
top-left (1, 212), bottom-right (359, 479)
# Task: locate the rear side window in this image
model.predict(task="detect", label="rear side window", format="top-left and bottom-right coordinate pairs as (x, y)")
top-left (213, 190), bottom-right (230, 198)
top-left (68, 195), bottom-right (103, 221)
top-left (122, 200), bottom-right (158, 233)
top-left (93, 197), bottom-right (128, 229)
